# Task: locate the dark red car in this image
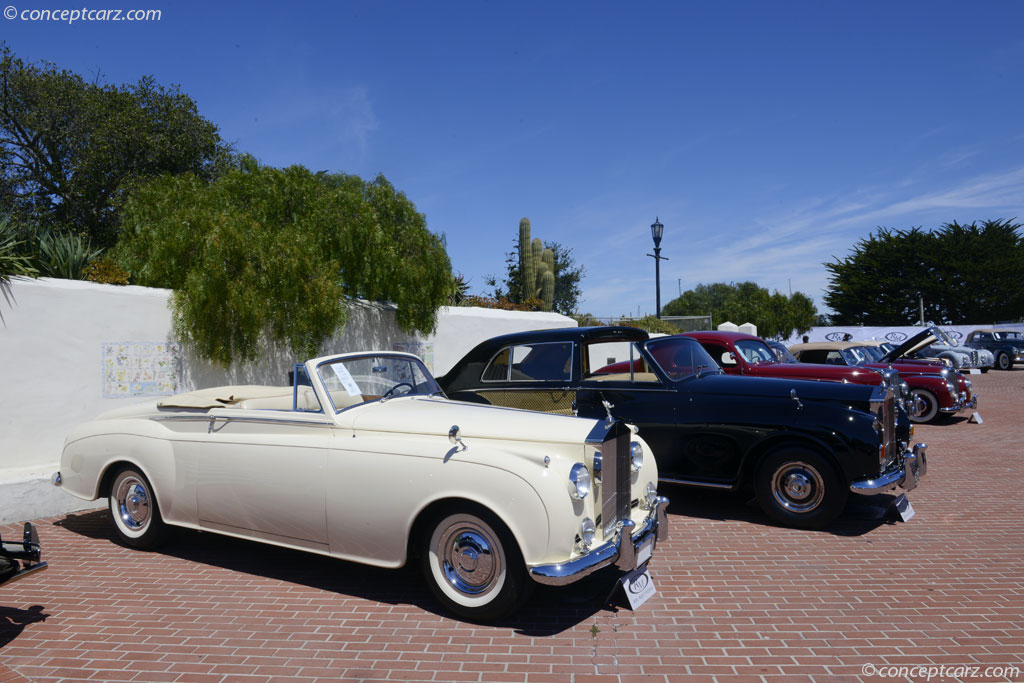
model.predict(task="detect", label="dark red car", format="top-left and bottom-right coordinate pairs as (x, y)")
top-left (681, 331), bottom-right (962, 423)
top-left (789, 341), bottom-right (976, 423)
top-left (681, 331), bottom-right (886, 387)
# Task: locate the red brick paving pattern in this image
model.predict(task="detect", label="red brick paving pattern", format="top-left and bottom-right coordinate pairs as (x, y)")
top-left (2, 370), bottom-right (1023, 682)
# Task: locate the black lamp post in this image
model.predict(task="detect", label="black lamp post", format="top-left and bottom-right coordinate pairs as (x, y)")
top-left (647, 217), bottom-right (668, 319)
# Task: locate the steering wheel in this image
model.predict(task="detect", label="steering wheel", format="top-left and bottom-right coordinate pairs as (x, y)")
top-left (381, 382), bottom-right (414, 399)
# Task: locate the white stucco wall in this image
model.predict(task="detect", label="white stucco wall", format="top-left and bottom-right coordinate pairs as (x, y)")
top-left (0, 278), bottom-right (575, 523)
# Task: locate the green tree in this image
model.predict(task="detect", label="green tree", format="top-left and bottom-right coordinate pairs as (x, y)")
top-left (662, 281), bottom-right (817, 340)
top-left (823, 220), bottom-right (1024, 324)
top-left (487, 239), bottom-right (584, 315)
top-left (0, 43), bottom-right (231, 247)
top-left (113, 158), bottom-right (453, 366)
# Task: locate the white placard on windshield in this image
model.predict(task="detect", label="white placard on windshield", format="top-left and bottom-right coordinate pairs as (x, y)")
top-left (330, 364), bottom-right (363, 396)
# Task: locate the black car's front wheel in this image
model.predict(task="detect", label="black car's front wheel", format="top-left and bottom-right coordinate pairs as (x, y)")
top-left (108, 466), bottom-right (168, 549)
top-left (997, 351), bottom-right (1011, 371)
top-left (420, 506), bottom-right (530, 622)
top-left (755, 448), bottom-right (847, 530)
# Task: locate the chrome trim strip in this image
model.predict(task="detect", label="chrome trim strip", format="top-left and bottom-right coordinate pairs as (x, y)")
top-left (152, 415), bottom-right (334, 428)
top-left (658, 476), bottom-right (734, 490)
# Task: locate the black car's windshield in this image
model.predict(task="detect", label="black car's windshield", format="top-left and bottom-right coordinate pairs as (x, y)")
top-left (994, 331), bottom-right (1023, 341)
top-left (645, 337), bottom-right (722, 380)
top-left (842, 346), bottom-right (874, 365)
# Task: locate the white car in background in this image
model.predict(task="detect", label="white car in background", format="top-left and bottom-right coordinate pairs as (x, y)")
top-left (54, 351), bottom-right (668, 621)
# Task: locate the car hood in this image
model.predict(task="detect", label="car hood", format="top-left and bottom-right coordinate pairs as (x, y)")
top-left (881, 327), bottom-right (941, 362)
top-left (689, 373), bottom-right (877, 406)
top-left (864, 361), bottom-right (945, 376)
top-left (749, 362), bottom-right (881, 384)
top-left (350, 395), bottom-right (604, 446)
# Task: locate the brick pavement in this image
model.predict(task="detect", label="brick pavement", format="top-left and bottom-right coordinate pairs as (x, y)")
top-left (1, 370), bottom-right (1022, 683)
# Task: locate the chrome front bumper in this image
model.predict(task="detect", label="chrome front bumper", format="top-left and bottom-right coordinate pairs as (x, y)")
top-left (528, 496), bottom-right (669, 586)
top-left (850, 443), bottom-right (928, 494)
top-left (0, 522), bottom-right (48, 587)
top-left (942, 393), bottom-right (978, 414)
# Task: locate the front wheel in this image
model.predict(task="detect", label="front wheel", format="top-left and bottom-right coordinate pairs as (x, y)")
top-left (909, 389), bottom-right (939, 423)
top-left (420, 507), bottom-right (530, 622)
top-left (755, 448), bottom-right (847, 529)
top-left (108, 467), bottom-right (168, 549)
top-left (997, 352), bottom-right (1011, 371)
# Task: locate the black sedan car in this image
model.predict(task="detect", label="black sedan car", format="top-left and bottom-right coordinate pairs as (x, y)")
top-left (439, 326), bottom-right (926, 529)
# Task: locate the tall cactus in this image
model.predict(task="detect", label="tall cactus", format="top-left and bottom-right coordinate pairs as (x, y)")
top-left (540, 269), bottom-right (555, 312)
top-left (518, 218), bottom-right (535, 303)
top-left (516, 217), bottom-right (556, 311)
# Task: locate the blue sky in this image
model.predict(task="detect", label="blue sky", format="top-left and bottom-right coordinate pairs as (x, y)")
top-left (5, 1), bottom-right (1024, 317)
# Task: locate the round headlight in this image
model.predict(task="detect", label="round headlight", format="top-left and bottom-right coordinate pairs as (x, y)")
top-left (630, 441), bottom-right (644, 472)
top-left (569, 462), bottom-right (591, 500)
top-left (580, 517), bottom-right (596, 548)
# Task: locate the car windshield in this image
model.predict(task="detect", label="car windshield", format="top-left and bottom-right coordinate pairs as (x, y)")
top-left (858, 345), bottom-right (884, 361)
top-left (768, 342), bottom-right (798, 363)
top-left (316, 354), bottom-right (442, 412)
top-left (844, 346), bottom-right (877, 363)
top-left (735, 339), bottom-right (779, 365)
top-left (644, 337), bottom-right (721, 380)
top-left (994, 331), bottom-right (1023, 341)
top-left (933, 328), bottom-right (957, 347)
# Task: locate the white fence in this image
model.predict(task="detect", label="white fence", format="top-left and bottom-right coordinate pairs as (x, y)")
top-left (0, 278), bottom-right (576, 523)
top-left (783, 324), bottom-right (1024, 346)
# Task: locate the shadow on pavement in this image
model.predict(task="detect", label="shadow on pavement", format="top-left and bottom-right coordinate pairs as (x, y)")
top-left (54, 509), bottom-right (609, 635)
top-left (661, 483), bottom-right (904, 537)
top-left (0, 604), bottom-right (48, 648)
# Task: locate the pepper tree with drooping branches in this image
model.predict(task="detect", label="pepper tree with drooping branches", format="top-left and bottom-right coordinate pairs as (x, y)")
top-left (113, 157), bottom-right (454, 366)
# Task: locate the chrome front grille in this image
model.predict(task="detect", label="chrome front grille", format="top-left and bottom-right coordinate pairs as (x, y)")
top-left (599, 422), bottom-right (632, 541)
top-left (882, 390), bottom-right (896, 471)
top-left (873, 372), bottom-right (898, 473)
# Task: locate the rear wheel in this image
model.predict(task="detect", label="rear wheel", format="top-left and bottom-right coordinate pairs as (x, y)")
top-left (997, 352), bottom-right (1011, 371)
top-left (109, 467), bottom-right (167, 549)
top-left (909, 389), bottom-right (939, 423)
top-left (420, 506), bottom-right (530, 622)
top-left (755, 448), bottom-right (847, 529)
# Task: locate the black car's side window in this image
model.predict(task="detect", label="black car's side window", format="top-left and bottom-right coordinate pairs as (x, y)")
top-left (481, 342), bottom-right (573, 382)
top-left (584, 342), bottom-right (663, 384)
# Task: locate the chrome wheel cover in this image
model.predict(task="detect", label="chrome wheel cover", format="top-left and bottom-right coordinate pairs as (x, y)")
top-left (114, 475), bottom-right (151, 531)
top-left (436, 520), bottom-right (501, 597)
top-left (771, 461), bottom-right (825, 513)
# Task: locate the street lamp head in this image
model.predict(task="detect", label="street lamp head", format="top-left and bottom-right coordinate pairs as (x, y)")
top-left (651, 217), bottom-right (664, 247)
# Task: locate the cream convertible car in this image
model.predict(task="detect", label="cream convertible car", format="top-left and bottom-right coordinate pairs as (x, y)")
top-left (55, 351), bottom-right (669, 621)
